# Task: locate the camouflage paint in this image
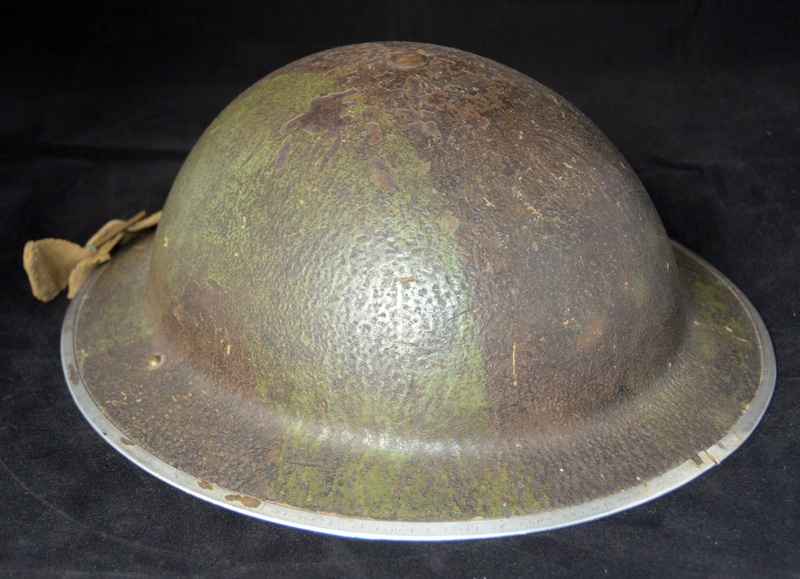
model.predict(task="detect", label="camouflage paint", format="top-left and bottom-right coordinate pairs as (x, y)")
top-left (69, 43), bottom-right (766, 522)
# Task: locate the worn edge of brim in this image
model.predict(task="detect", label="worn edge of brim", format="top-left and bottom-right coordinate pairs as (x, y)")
top-left (60, 240), bottom-right (776, 541)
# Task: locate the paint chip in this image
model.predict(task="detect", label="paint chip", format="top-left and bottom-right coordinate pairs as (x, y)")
top-left (224, 494), bottom-right (261, 509)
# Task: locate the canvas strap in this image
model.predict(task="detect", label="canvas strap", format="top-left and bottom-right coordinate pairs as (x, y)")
top-left (23, 210), bottom-right (162, 302)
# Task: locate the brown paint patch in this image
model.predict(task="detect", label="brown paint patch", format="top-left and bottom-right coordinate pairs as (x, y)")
top-left (402, 77), bottom-right (421, 97)
top-left (266, 449), bottom-right (281, 465)
top-left (444, 214), bottom-right (460, 235)
top-left (275, 134), bottom-right (294, 170)
top-left (224, 494), bottom-right (261, 509)
top-left (394, 107), bottom-right (417, 125)
top-left (576, 313), bottom-right (607, 350)
top-left (197, 481), bottom-right (214, 490)
top-left (166, 281), bottom-right (258, 399)
top-left (258, 483), bottom-right (277, 501)
top-left (364, 121), bottom-right (383, 146)
top-left (425, 92), bottom-right (448, 108)
top-left (318, 133), bottom-right (343, 170)
top-left (369, 158), bottom-right (399, 191)
top-left (119, 437), bottom-right (135, 447)
top-left (280, 89), bottom-right (358, 135)
top-left (408, 120), bottom-right (441, 141)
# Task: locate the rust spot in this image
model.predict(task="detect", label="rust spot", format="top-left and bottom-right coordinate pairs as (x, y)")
top-left (224, 494), bottom-right (262, 509)
top-left (280, 89), bottom-right (358, 135)
top-left (364, 121), bottom-right (383, 146)
top-left (369, 158), bottom-right (399, 191)
top-left (197, 481), bottom-right (214, 490)
top-left (67, 363), bottom-right (79, 385)
top-left (119, 437), bottom-right (135, 447)
top-left (388, 52), bottom-right (429, 69)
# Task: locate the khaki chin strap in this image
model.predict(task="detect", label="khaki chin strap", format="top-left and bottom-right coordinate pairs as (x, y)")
top-left (23, 210), bottom-right (162, 302)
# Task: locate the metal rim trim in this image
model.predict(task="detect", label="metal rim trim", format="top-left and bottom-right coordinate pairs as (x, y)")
top-left (60, 241), bottom-right (776, 541)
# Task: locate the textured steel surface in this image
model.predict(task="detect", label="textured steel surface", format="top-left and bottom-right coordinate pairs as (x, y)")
top-left (63, 42), bottom-right (772, 531)
top-left (64, 239), bottom-right (774, 538)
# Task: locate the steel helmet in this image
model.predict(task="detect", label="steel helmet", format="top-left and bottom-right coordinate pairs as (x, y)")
top-left (62, 42), bottom-right (775, 540)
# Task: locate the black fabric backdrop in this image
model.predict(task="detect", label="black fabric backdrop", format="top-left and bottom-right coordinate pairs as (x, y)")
top-left (1, 1), bottom-right (798, 576)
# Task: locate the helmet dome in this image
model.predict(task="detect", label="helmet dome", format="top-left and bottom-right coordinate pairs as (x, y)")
top-left (149, 42), bottom-right (682, 438)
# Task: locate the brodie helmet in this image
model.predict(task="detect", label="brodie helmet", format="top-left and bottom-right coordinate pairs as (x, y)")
top-left (61, 42), bottom-right (775, 540)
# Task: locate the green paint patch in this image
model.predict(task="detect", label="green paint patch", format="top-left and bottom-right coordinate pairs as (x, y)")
top-left (273, 424), bottom-right (548, 521)
top-left (677, 251), bottom-right (755, 375)
top-left (626, 250), bottom-right (763, 466)
top-left (151, 73), bottom-right (342, 299)
top-left (142, 70), bottom-right (504, 517)
top-left (632, 276), bottom-right (649, 310)
top-left (150, 69), bottom-right (490, 437)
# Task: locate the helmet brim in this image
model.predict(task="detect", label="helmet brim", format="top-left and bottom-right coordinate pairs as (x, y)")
top-left (61, 234), bottom-right (775, 540)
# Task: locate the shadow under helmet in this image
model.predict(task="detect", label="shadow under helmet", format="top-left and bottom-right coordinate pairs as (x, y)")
top-left (62, 42), bottom-right (775, 540)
